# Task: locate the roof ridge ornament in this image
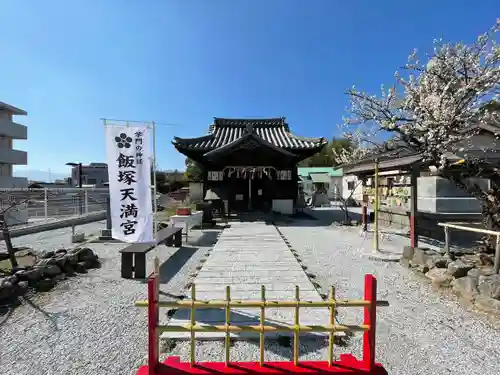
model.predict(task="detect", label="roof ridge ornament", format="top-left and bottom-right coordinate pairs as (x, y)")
top-left (246, 122), bottom-right (254, 134)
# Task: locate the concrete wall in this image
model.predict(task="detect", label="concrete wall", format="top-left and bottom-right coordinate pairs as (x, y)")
top-left (272, 199), bottom-right (294, 215)
top-left (417, 176), bottom-right (488, 214)
top-left (342, 175), bottom-right (363, 201)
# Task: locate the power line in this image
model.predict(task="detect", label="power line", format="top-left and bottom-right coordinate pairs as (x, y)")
top-left (100, 118), bottom-right (180, 127)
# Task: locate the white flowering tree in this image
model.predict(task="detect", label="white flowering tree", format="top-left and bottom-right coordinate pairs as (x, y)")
top-left (342, 20), bottom-right (500, 249)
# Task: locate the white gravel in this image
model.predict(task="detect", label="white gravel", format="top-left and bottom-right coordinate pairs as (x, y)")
top-left (0, 223), bottom-right (216, 375)
top-left (276, 221), bottom-right (500, 375)
top-left (5, 215), bottom-right (500, 375)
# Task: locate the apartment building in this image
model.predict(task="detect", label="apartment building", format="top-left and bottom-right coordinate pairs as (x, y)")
top-left (0, 101), bottom-right (29, 225)
top-left (0, 101), bottom-right (28, 188)
top-left (70, 162), bottom-right (109, 187)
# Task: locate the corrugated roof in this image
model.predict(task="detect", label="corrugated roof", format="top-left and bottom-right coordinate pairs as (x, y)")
top-left (173, 118), bottom-right (326, 151)
top-left (297, 167), bottom-right (343, 177)
top-left (344, 154), bottom-right (423, 175)
top-left (310, 173), bottom-right (331, 183)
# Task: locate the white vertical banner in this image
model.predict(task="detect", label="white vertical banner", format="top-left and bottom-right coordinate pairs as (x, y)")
top-left (105, 125), bottom-right (154, 243)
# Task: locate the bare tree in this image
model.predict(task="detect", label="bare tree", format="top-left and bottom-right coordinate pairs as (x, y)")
top-left (342, 20), bottom-right (500, 249)
top-left (332, 126), bottom-right (372, 225)
top-left (0, 187), bottom-right (69, 270)
top-left (0, 190), bottom-right (31, 269)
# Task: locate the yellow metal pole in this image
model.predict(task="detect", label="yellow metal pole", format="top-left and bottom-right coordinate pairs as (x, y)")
top-left (157, 323), bottom-right (371, 333)
top-left (136, 299), bottom-right (390, 309)
top-left (189, 285), bottom-right (196, 366)
top-left (260, 285), bottom-right (266, 366)
top-left (293, 285), bottom-right (300, 366)
top-left (225, 286), bottom-right (231, 366)
top-left (328, 286), bottom-right (336, 366)
top-left (374, 159), bottom-right (380, 252)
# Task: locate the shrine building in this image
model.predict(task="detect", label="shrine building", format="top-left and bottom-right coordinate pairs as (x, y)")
top-left (172, 117), bottom-right (327, 215)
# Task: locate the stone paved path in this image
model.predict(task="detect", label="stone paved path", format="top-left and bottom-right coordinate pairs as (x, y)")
top-left (161, 221), bottom-right (330, 340)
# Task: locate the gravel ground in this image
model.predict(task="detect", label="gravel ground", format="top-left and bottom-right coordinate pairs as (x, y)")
top-left (0, 220), bottom-right (106, 253)
top-left (4, 215), bottom-right (500, 374)
top-left (276, 221), bottom-right (500, 375)
top-left (0, 224), bottom-right (216, 375)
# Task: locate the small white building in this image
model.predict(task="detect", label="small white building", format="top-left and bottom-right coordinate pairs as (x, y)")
top-left (297, 167), bottom-right (343, 201)
top-left (342, 174), bottom-right (364, 202)
top-left (70, 162), bottom-right (109, 187)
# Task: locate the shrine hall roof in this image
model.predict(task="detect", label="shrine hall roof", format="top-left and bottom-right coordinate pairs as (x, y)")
top-left (173, 117), bottom-right (327, 152)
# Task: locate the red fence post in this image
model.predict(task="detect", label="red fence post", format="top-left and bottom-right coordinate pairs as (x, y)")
top-left (148, 274), bottom-right (159, 375)
top-left (362, 274), bottom-right (377, 371)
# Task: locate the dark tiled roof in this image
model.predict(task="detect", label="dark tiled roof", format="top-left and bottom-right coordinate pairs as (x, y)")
top-left (173, 117), bottom-right (326, 151)
top-left (213, 117), bottom-right (287, 128)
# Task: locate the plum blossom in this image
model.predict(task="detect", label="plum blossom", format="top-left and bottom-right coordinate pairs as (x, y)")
top-left (340, 20), bottom-right (500, 246)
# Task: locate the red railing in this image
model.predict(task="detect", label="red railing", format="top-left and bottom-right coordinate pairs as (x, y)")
top-left (135, 259), bottom-right (388, 375)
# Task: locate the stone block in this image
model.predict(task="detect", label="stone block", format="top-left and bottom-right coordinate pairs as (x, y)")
top-left (425, 268), bottom-right (453, 287)
top-left (447, 260), bottom-right (475, 278)
top-left (477, 274), bottom-right (500, 300)
top-left (475, 295), bottom-right (500, 313)
top-left (433, 256), bottom-right (451, 268)
top-left (452, 276), bottom-right (478, 301)
top-left (71, 233), bottom-right (85, 243)
top-left (99, 229), bottom-right (113, 240)
top-left (411, 247), bottom-right (439, 267)
top-left (402, 246), bottom-right (414, 260)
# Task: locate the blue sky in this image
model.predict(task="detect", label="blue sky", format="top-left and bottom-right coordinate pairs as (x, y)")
top-left (0, 0), bottom-right (496, 178)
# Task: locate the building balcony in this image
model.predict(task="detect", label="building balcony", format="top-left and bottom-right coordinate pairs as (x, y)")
top-left (0, 118), bottom-right (28, 140)
top-left (0, 148), bottom-right (27, 165)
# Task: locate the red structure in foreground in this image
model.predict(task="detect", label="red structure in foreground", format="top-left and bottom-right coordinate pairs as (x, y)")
top-left (135, 262), bottom-right (388, 375)
top-left (136, 355), bottom-right (388, 375)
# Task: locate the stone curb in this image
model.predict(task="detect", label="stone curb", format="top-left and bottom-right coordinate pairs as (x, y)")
top-left (365, 252), bottom-right (401, 262)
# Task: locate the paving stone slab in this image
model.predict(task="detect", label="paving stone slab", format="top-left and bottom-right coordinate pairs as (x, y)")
top-left (187, 290), bottom-right (321, 301)
top-left (194, 283), bottom-right (317, 292)
top-left (206, 258), bottom-right (297, 263)
top-left (194, 276), bottom-right (314, 284)
top-left (200, 265), bottom-right (302, 269)
top-left (192, 270), bottom-right (304, 281)
top-left (162, 221), bottom-right (326, 341)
